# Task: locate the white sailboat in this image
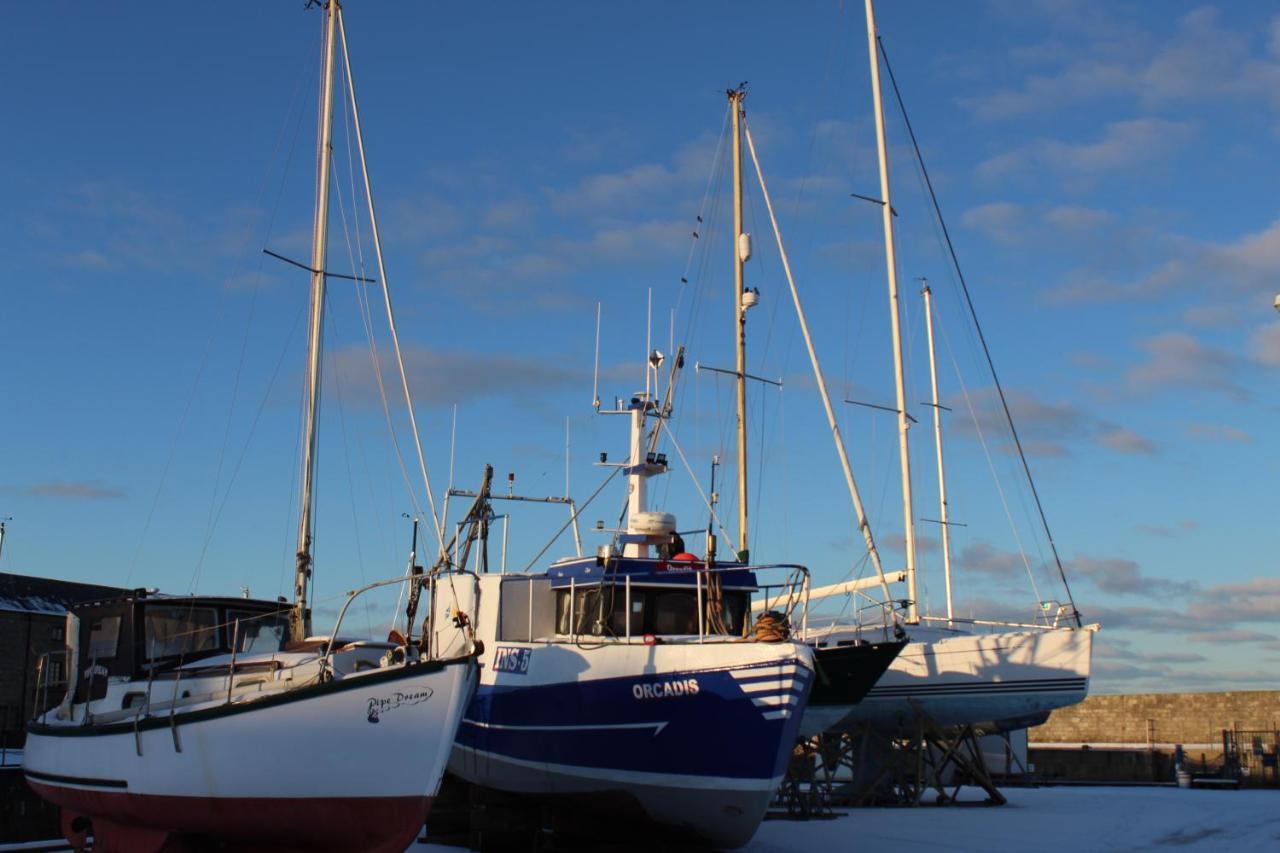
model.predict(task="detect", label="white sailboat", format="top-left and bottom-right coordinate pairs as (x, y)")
top-left (758, 0), bottom-right (1094, 735)
top-left (842, 0), bottom-right (1093, 733)
top-left (22, 5), bottom-right (478, 851)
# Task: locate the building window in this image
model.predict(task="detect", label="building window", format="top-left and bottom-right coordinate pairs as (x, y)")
top-left (87, 616), bottom-right (122, 660)
top-left (51, 625), bottom-right (65, 642)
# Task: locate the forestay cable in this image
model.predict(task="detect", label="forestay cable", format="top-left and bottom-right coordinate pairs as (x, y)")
top-left (337, 10), bottom-right (446, 557)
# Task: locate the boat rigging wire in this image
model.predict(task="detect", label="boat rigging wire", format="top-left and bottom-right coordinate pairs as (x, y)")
top-left (154, 46), bottom-right (313, 593)
top-left (935, 307), bottom-right (1047, 615)
top-left (876, 35), bottom-right (1081, 626)
top-left (521, 466), bottom-right (622, 573)
top-left (190, 302), bottom-right (309, 594)
top-left (338, 11), bottom-right (448, 559)
top-left (663, 423), bottom-right (736, 547)
top-left (742, 117), bottom-right (894, 602)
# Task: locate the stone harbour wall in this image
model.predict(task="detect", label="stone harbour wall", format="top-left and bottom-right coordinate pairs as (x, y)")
top-left (1032, 690), bottom-right (1280, 747)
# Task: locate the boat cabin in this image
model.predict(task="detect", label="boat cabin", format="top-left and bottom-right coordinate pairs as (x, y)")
top-left (548, 556), bottom-right (757, 638)
top-left (70, 591), bottom-right (291, 702)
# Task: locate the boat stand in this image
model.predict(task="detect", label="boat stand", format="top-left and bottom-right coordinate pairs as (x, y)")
top-left (774, 713), bottom-right (1008, 815)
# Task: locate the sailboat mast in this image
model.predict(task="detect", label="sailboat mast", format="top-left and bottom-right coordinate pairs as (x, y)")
top-left (922, 284), bottom-right (953, 621)
top-left (730, 87), bottom-right (750, 563)
top-left (292, 0), bottom-right (340, 642)
top-left (864, 0), bottom-right (918, 622)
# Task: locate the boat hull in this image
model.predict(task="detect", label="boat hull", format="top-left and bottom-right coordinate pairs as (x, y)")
top-left (845, 625), bottom-right (1093, 732)
top-left (24, 657), bottom-right (477, 853)
top-left (449, 641), bottom-right (813, 849)
top-left (800, 639), bottom-right (907, 737)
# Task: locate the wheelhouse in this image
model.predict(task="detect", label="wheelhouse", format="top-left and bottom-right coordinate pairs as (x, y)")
top-left (70, 591), bottom-right (291, 702)
top-left (548, 556), bottom-right (759, 639)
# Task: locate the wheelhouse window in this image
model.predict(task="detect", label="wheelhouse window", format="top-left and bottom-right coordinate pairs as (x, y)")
top-left (555, 587), bottom-right (642, 637)
top-left (554, 585), bottom-right (749, 637)
top-left (145, 606), bottom-right (219, 661)
top-left (652, 592), bottom-right (698, 635)
top-left (227, 610), bottom-right (289, 655)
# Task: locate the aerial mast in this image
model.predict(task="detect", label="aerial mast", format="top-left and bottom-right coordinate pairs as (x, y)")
top-left (292, 0), bottom-right (340, 643)
top-left (729, 86), bottom-right (752, 563)
top-left (864, 0), bottom-right (918, 622)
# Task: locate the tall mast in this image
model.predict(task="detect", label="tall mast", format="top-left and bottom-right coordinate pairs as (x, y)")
top-left (292, 0), bottom-right (340, 642)
top-left (864, 0), bottom-right (918, 622)
top-left (922, 284), bottom-right (953, 622)
top-left (729, 87), bottom-right (750, 563)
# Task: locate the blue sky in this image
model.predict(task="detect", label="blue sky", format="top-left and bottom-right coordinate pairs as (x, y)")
top-left (1, 2), bottom-right (1277, 692)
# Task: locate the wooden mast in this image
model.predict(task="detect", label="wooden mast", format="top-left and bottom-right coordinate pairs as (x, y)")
top-left (292, 0), bottom-right (340, 642)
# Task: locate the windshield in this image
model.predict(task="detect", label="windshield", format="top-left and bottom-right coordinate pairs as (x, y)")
top-left (145, 606), bottom-right (219, 661)
top-left (228, 610), bottom-right (289, 655)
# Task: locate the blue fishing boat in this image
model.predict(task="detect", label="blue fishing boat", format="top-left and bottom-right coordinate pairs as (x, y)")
top-left (431, 395), bottom-right (815, 848)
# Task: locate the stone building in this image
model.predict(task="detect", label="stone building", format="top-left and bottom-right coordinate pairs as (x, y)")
top-left (0, 571), bottom-right (128, 748)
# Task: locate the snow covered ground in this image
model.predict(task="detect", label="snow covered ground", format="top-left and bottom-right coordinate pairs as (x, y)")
top-left (747, 786), bottom-right (1280, 852)
top-left (412, 785), bottom-right (1280, 852)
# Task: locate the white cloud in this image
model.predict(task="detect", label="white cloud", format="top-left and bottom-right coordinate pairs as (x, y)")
top-left (1186, 423), bottom-right (1252, 444)
top-left (960, 202), bottom-right (1025, 243)
top-left (1124, 332), bottom-right (1244, 398)
top-left (329, 344), bottom-right (587, 409)
top-left (1043, 205), bottom-right (1115, 231)
top-left (1, 482), bottom-right (126, 500)
top-left (1096, 427), bottom-right (1157, 455)
top-left (964, 6), bottom-right (1280, 120)
top-left (948, 387), bottom-right (1157, 457)
top-left (1045, 218), bottom-right (1280, 309)
top-left (1071, 554), bottom-right (1193, 597)
top-left (977, 119), bottom-right (1193, 180)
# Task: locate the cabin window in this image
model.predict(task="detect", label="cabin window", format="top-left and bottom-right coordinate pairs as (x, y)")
top-left (145, 606), bottom-right (219, 660)
top-left (652, 592), bottom-right (699, 635)
top-left (554, 587), bottom-right (639, 636)
top-left (554, 586), bottom-right (750, 637)
top-left (227, 610), bottom-right (289, 655)
top-left (87, 616), bottom-right (121, 660)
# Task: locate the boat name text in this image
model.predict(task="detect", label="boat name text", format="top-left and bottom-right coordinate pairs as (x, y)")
top-left (632, 678), bottom-right (699, 700)
top-left (366, 687), bottom-right (433, 723)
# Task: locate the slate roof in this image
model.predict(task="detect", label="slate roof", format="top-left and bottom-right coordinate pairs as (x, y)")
top-left (0, 572), bottom-right (130, 616)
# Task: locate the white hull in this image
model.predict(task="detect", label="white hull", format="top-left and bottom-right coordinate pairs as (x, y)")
top-left (24, 657), bottom-right (476, 852)
top-left (843, 625), bottom-right (1094, 732)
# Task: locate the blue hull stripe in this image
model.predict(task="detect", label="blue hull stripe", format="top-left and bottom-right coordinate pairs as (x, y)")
top-left (457, 664), bottom-right (811, 781)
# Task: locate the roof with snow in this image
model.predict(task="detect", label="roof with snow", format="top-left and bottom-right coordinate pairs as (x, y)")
top-left (0, 572), bottom-right (129, 616)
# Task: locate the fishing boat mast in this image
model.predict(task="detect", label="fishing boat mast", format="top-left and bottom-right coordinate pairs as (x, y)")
top-left (292, 0), bottom-right (340, 643)
top-left (729, 86), bottom-right (752, 563)
top-left (864, 0), bottom-right (918, 622)
top-left (922, 283), bottom-right (954, 622)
